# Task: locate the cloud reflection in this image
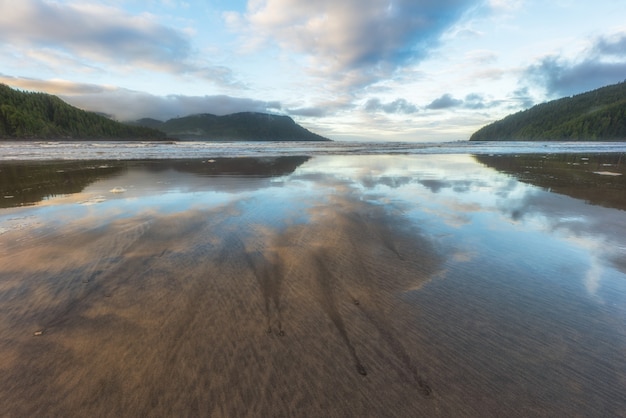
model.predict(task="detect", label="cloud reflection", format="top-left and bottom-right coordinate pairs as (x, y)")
top-left (2, 154), bottom-right (626, 416)
top-left (2, 154), bottom-right (626, 306)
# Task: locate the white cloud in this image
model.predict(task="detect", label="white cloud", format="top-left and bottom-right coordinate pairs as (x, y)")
top-left (487, 0), bottom-right (524, 11)
top-left (64, 90), bottom-right (283, 121)
top-left (426, 93), bottom-right (463, 110)
top-left (228, 0), bottom-right (475, 91)
top-left (0, 75), bottom-right (280, 121)
top-left (365, 98), bottom-right (418, 114)
top-left (525, 30), bottom-right (626, 97)
top-left (0, 0), bottom-right (239, 87)
top-left (0, 1), bottom-right (188, 65)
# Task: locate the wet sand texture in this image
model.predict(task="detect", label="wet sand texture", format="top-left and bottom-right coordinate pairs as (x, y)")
top-left (0, 194), bottom-right (444, 417)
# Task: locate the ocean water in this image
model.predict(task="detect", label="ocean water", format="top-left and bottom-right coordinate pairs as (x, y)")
top-left (2, 140), bottom-right (626, 160)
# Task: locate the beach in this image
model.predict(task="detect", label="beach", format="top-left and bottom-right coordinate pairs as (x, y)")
top-left (1, 151), bottom-right (626, 417)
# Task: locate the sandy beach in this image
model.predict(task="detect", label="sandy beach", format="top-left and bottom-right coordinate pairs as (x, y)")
top-left (1, 154), bottom-right (625, 417)
top-left (1, 191), bottom-right (445, 417)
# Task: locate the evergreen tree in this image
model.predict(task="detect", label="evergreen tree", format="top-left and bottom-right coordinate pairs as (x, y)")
top-left (0, 84), bottom-right (167, 140)
top-left (470, 81), bottom-right (626, 141)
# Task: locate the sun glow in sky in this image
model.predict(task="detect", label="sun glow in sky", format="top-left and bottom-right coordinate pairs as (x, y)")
top-left (0, 0), bottom-right (625, 141)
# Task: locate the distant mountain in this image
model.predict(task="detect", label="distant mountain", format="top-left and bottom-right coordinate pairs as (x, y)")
top-left (129, 112), bottom-right (331, 141)
top-left (0, 84), bottom-right (167, 140)
top-left (470, 81), bottom-right (626, 141)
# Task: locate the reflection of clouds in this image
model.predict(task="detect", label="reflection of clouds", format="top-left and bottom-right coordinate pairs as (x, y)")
top-left (299, 154), bottom-right (492, 186)
top-left (494, 179), bottom-right (523, 199)
top-left (495, 184), bottom-right (626, 296)
top-left (300, 192), bottom-right (446, 295)
top-left (3, 154), bottom-right (625, 304)
top-left (584, 258), bottom-right (603, 297)
top-left (361, 175), bottom-right (414, 190)
top-left (419, 179), bottom-right (447, 193)
top-left (421, 202), bottom-right (475, 229)
top-left (324, 153), bottom-right (626, 300)
top-left (84, 167), bottom-right (278, 197)
top-left (452, 250), bottom-right (476, 263)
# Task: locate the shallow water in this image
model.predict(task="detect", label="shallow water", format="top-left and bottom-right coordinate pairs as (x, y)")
top-left (1, 150), bottom-right (625, 417)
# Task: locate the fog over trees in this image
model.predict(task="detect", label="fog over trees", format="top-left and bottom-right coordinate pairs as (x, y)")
top-left (0, 84), bottom-right (165, 139)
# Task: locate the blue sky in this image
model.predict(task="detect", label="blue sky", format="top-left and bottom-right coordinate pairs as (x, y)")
top-left (0, 0), bottom-right (625, 141)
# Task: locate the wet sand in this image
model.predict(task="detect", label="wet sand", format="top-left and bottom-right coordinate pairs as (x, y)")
top-left (1, 155), bottom-right (626, 417)
top-left (0, 194), bottom-right (445, 417)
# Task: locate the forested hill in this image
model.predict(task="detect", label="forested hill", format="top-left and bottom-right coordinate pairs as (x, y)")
top-left (130, 112), bottom-right (331, 141)
top-left (470, 81), bottom-right (626, 141)
top-left (0, 84), bottom-right (166, 140)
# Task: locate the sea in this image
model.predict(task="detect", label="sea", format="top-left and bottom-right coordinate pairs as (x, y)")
top-left (2, 140), bottom-right (626, 160)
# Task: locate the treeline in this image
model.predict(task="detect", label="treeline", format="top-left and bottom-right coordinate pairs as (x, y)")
top-left (470, 81), bottom-right (626, 141)
top-left (0, 84), bottom-right (166, 140)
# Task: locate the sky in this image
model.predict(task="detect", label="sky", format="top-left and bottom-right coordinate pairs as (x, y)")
top-left (0, 0), bottom-right (625, 142)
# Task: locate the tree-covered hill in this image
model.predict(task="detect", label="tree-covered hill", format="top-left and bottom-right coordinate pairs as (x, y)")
top-left (470, 81), bottom-right (626, 141)
top-left (0, 84), bottom-right (166, 140)
top-left (130, 112), bottom-right (331, 141)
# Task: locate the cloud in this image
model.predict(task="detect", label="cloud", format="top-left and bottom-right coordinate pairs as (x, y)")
top-left (487, 0), bottom-right (524, 12)
top-left (509, 87), bottom-right (535, 109)
top-left (525, 31), bottom-right (626, 97)
top-left (0, 1), bottom-right (188, 65)
top-left (592, 32), bottom-right (626, 58)
top-left (66, 91), bottom-right (282, 121)
top-left (462, 93), bottom-right (488, 110)
top-left (364, 98), bottom-right (418, 114)
top-left (228, 0), bottom-right (475, 90)
top-left (426, 93), bottom-right (463, 110)
top-left (360, 92), bottom-right (506, 116)
top-left (0, 0), bottom-right (238, 87)
top-left (285, 96), bottom-right (357, 118)
top-left (0, 74), bottom-right (114, 95)
top-left (527, 57), bottom-right (626, 98)
top-left (287, 107), bottom-right (329, 117)
top-left (464, 49), bottom-right (499, 65)
top-left (0, 76), bottom-right (281, 121)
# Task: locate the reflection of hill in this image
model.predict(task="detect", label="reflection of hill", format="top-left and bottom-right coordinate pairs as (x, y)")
top-left (475, 154), bottom-right (626, 211)
top-left (138, 156), bottom-right (310, 177)
top-left (0, 161), bottom-right (124, 208)
top-left (0, 156), bottom-right (309, 208)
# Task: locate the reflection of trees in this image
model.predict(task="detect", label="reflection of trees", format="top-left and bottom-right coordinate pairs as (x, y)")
top-left (475, 153), bottom-right (626, 211)
top-left (0, 157), bottom-right (310, 208)
top-left (0, 161), bottom-right (124, 208)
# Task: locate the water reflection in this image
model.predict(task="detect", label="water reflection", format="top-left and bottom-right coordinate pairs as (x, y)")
top-left (0, 156), bottom-right (309, 209)
top-left (475, 153), bottom-right (626, 210)
top-left (1, 154), bottom-right (625, 417)
top-left (0, 161), bottom-right (124, 208)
